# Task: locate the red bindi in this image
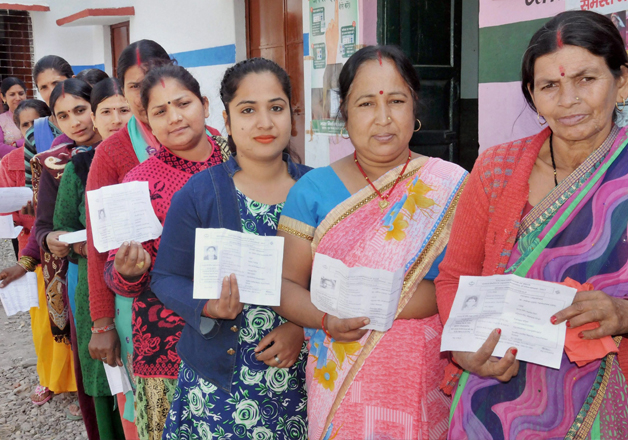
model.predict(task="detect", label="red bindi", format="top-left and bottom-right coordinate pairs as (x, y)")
top-left (379, 90), bottom-right (384, 95)
top-left (559, 66), bottom-right (565, 77)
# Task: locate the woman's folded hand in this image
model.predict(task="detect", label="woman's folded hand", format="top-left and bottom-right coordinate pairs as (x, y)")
top-left (254, 321), bottom-right (304, 369)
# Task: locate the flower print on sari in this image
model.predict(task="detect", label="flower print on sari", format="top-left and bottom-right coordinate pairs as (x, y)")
top-left (381, 176), bottom-right (437, 242)
top-left (307, 327), bottom-right (362, 391)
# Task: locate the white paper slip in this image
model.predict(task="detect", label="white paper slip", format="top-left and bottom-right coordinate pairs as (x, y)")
top-left (0, 272), bottom-right (39, 316)
top-left (193, 228), bottom-right (284, 306)
top-left (0, 215), bottom-right (23, 239)
top-left (0, 187), bottom-right (32, 214)
top-left (103, 364), bottom-right (133, 395)
top-left (440, 274), bottom-right (577, 369)
top-left (59, 229), bottom-right (87, 244)
top-left (310, 253), bottom-right (404, 332)
top-left (86, 181), bottom-right (163, 253)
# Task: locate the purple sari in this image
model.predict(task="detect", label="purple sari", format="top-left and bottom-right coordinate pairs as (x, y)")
top-left (449, 125), bottom-right (628, 440)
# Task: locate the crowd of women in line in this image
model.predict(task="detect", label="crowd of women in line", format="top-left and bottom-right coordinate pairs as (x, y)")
top-left (2, 8), bottom-right (628, 440)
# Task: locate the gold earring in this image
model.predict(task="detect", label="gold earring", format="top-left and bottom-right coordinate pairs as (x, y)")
top-left (340, 127), bottom-right (350, 139)
top-left (537, 111), bottom-right (547, 126)
top-left (617, 99), bottom-right (625, 113)
top-left (414, 119), bottom-right (422, 133)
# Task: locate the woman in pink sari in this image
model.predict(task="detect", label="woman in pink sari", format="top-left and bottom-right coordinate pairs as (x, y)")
top-left (276, 45), bottom-right (468, 440)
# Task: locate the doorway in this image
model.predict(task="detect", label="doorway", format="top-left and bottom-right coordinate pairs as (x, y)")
top-left (110, 21), bottom-right (130, 78)
top-left (378, 0), bottom-right (479, 170)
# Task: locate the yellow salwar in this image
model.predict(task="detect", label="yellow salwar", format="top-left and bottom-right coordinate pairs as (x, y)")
top-left (29, 266), bottom-right (77, 393)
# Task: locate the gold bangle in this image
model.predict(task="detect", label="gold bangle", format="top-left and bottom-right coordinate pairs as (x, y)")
top-left (17, 256), bottom-right (38, 272)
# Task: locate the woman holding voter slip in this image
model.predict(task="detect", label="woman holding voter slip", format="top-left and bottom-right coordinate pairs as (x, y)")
top-left (275, 45), bottom-right (468, 440)
top-left (0, 99), bottom-right (79, 408)
top-left (103, 65), bottom-right (228, 440)
top-left (53, 78), bottom-right (134, 439)
top-left (436, 11), bottom-right (628, 439)
top-left (151, 58), bottom-right (310, 439)
top-left (38, 78), bottom-right (125, 437)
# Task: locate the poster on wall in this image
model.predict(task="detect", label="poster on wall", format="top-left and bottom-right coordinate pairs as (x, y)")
top-left (310, 0), bottom-right (358, 135)
top-left (478, 0), bottom-right (628, 151)
top-left (566, 0), bottom-right (628, 15)
top-left (567, 1), bottom-right (628, 49)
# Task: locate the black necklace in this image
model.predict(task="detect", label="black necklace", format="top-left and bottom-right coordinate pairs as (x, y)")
top-left (549, 133), bottom-right (558, 187)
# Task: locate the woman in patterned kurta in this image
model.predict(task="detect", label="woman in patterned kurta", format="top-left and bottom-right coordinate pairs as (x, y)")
top-left (152, 59), bottom-right (310, 440)
top-left (165, 189), bottom-right (308, 440)
top-left (103, 65), bottom-right (228, 440)
top-left (50, 79), bottom-right (125, 439)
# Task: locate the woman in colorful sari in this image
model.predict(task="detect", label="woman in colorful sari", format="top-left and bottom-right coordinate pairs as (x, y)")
top-left (436, 10), bottom-right (628, 439)
top-left (275, 45), bottom-right (468, 440)
top-left (0, 99), bottom-right (78, 409)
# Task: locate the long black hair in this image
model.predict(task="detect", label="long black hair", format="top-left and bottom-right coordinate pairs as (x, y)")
top-left (32, 55), bottom-right (74, 86)
top-left (13, 99), bottom-right (51, 127)
top-left (75, 68), bottom-right (109, 86)
top-left (117, 40), bottom-right (171, 84)
top-left (49, 78), bottom-right (92, 115)
top-left (140, 64), bottom-right (203, 110)
top-left (219, 57), bottom-right (300, 161)
top-left (338, 45), bottom-right (421, 121)
top-left (91, 78), bottom-right (124, 113)
top-left (1, 77), bottom-right (26, 97)
top-left (521, 10), bottom-right (628, 111)
top-left (1, 77), bottom-right (27, 111)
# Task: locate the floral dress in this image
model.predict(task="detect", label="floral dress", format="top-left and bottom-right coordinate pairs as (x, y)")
top-left (163, 189), bottom-right (308, 440)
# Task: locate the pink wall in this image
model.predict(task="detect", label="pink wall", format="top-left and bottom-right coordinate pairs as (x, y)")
top-left (360, 0), bottom-right (378, 46)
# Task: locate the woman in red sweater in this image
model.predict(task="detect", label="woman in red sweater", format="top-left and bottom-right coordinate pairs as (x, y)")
top-left (103, 65), bottom-right (228, 440)
top-left (86, 39), bottom-right (222, 374)
top-left (436, 11), bottom-right (628, 439)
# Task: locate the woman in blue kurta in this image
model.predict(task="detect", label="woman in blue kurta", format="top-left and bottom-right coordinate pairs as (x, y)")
top-left (152, 58), bottom-right (311, 439)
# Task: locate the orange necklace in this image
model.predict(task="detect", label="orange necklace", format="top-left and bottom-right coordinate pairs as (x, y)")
top-left (354, 150), bottom-right (412, 212)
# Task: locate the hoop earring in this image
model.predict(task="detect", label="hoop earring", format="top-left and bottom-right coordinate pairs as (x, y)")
top-left (616, 99), bottom-right (625, 113)
top-left (414, 119), bottom-right (422, 133)
top-left (340, 127), bottom-right (350, 140)
top-left (537, 111), bottom-right (547, 126)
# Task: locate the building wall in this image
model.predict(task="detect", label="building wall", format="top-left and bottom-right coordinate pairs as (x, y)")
top-left (29, 0), bottom-right (245, 131)
top-left (477, 0), bottom-right (617, 152)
